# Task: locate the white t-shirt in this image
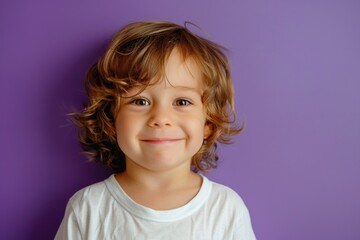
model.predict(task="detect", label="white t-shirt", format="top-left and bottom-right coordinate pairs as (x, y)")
top-left (55, 175), bottom-right (256, 240)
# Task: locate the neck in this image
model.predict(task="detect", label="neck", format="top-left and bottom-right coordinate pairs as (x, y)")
top-left (114, 160), bottom-right (203, 210)
top-left (119, 160), bottom-right (198, 191)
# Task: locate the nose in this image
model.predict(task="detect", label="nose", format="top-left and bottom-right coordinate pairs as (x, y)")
top-left (147, 104), bottom-right (173, 128)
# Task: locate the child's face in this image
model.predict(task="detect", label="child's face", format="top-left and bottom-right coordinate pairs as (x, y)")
top-left (115, 48), bottom-right (210, 173)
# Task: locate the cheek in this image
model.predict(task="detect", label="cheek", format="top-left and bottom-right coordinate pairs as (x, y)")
top-left (186, 117), bottom-right (207, 140)
top-left (115, 121), bottom-right (125, 149)
top-left (115, 116), bottom-right (133, 147)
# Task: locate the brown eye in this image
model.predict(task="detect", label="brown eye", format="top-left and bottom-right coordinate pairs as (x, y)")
top-left (175, 99), bottom-right (192, 106)
top-left (132, 99), bottom-right (150, 106)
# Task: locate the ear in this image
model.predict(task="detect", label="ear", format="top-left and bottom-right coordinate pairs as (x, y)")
top-left (203, 123), bottom-right (212, 139)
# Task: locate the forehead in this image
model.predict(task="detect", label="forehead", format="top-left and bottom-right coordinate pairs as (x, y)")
top-left (161, 48), bottom-right (204, 90)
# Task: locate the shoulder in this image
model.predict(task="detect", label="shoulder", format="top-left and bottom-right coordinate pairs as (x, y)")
top-left (204, 178), bottom-right (257, 239)
top-left (206, 178), bottom-right (247, 209)
top-left (55, 175), bottom-right (119, 239)
top-left (204, 178), bottom-right (252, 223)
top-left (67, 175), bottom-right (114, 210)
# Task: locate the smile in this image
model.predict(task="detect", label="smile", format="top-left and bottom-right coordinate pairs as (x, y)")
top-left (140, 139), bottom-right (182, 144)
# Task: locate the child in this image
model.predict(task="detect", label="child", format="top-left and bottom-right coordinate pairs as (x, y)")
top-left (56, 21), bottom-right (256, 239)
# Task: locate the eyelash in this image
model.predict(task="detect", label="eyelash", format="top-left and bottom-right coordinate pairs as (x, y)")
top-left (129, 98), bottom-right (192, 106)
top-left (130, 98), bottom-right (150, 106)
top-left (174, 99), bottom-right (192, 106)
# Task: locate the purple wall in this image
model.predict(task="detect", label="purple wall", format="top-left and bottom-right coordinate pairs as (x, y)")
top-left (1, 0), bottom-right (359, 239)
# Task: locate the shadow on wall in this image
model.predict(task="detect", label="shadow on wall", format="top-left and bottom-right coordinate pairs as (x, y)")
top-left (27, 39), bottom-right (113, 239)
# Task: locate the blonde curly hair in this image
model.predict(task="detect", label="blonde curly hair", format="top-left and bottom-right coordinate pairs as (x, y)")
top-left (73, 21), bottom-right (242, 172)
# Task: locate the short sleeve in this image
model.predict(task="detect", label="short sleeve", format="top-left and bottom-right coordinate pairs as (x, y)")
top-left (233, 204), bottom-right (256, 240)
top-left (54, 200), bottom-right (82, 240)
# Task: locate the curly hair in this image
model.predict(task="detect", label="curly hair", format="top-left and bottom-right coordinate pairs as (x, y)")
top-left (73, 21), bottom-right (243, 173)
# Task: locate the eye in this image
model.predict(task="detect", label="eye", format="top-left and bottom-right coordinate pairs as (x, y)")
top-left (175, 99), bottom-right (192, 106)
top-left (131, 98), bottom-right (150, 106)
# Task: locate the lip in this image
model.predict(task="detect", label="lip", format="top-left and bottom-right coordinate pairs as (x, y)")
top-left (140, 138), bottom-right (182, 144)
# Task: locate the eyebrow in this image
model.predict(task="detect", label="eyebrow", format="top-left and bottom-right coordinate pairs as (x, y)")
top-left (122, 84), bottom-right (203, 98)
top-left (173, 85), bottom-right (195, 89)
top-left (171, 86), bottom-right (204, 95)
top-left (171, 85), bottom-right (201, 91)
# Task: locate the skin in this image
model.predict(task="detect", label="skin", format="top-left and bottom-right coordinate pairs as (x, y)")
top-left (114, 48), bottom-right (211, 210)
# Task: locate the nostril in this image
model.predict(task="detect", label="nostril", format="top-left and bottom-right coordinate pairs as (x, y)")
top-left (147, 108), bottom-right (173, 127)
top-left (148, 119), bottom-right (172, 128)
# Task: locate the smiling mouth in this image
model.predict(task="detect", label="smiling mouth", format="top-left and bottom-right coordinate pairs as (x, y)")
top-left (141, 139), bottom-right (182, 144)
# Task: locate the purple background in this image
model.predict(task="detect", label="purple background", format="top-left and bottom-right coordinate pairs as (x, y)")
top-left (1, 0), bottom-right (359, 239)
